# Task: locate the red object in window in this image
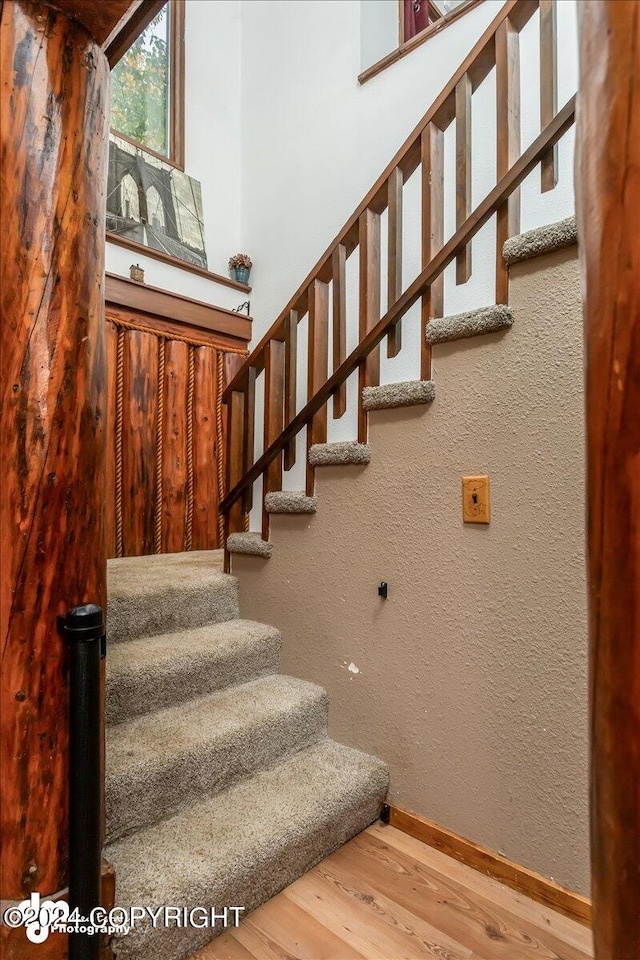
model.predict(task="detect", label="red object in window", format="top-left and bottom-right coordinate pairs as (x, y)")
top-left (403, 0), bottom-right (431, 42)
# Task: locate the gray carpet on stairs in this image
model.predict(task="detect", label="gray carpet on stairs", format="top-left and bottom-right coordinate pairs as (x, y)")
top-left (308, 441), bottom-right (371, 466)
top-left (107, 620), bottom-right (282, 725)
top-left (502, 215), bottom-right (577, 265)
top-left (264, 491), bottom-right (317, 513)
top-left (426, 304), bottom-right (513, 344)
top-left (105, 552), bottom-right (388, 960)
top-left (106, 675), bottom-right (329, 843)
top-left (106, 739), bottom-right (388, 960)
top-left (108, 551), bottom-right (237, 644)
top-left (362, 379), bottom-right (435, 411)
top-left (226, 531), bottom-right (273, 557)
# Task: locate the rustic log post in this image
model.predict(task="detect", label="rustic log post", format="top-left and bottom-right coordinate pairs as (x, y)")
top-left (0, 0), bottom-right (109, 913)
top-left (576, 2), bottom-right (640, 957)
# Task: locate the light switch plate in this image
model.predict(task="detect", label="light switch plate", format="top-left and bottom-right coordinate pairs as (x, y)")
top-left (462, 475), bottom-right (490, 523)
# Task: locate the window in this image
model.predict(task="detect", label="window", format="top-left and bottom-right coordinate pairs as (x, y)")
top-left (359, 0), bottom-right (479, 83)
top-left (401, 0), bottom-right (472, 43)
top-left (111, 0), bottom-right (185, 168)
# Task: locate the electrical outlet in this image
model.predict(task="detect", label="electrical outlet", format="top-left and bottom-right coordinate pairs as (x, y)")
top-left (462, 475), bottom-right (490, 523)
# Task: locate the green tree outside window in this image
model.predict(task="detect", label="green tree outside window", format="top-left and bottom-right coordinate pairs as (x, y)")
top-left (111, 5), bottom-right (171, 157)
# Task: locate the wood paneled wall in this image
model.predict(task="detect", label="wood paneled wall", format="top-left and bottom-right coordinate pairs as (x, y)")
top-left (105, 316), bottom-right (244, 558)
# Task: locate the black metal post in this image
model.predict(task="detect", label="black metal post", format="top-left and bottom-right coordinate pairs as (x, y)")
top-left (62, 603), bottom-right (104, 960)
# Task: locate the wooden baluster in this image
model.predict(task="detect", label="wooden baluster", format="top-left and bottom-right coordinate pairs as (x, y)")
top-left (495, 15), bottom-right (521, 304)
top-left (387, 168), bottom-right (403, 358)
top-left (358, 209), bottom-right (381, 442)
top-left (242, 366), bottom-right (256, 515)
top-left (421, 123), bottom-right (444, 379)
top-left (306, 279), bottom-right (330, 494)
top-left (284, 310), bottom-right (298, 469)
top-left (225, 389), bottom-right (246, 540)
top-left (540, 0), bottom-right (558, 192)
top-left (332, 245), bottom-right (347, 417)
top-left (262, 340), bottom-right (285, 538)
top-left (455, 73), bottom-right (472, 284)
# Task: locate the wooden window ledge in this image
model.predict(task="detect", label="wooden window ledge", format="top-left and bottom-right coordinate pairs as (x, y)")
top-left (359, 0), bottom-right (483, 85)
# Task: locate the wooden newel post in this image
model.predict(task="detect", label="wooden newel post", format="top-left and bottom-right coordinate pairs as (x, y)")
top-left (576, 2), bottom-right (640, 957)
top-left (0, 0), bottom-right (109, 908)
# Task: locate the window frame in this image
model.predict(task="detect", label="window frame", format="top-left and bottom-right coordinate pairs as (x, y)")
top-left (359, 0), bottom-right (482, 85)
top-left (110, 0), bottom-right (186, 171)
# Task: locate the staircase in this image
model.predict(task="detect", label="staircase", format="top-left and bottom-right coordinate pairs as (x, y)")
top-left (104, 550), bottom-right (388, 960)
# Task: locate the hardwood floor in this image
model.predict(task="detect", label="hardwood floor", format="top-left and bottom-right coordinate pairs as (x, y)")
top-left (192, 823), bottom-right (594, 960)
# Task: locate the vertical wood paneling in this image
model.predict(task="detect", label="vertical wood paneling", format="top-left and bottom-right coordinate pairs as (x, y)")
top-left (358, 209), bottom-right (381, 442)
top-left (539, 0), bottom-right (558, 191)
top-left (284, 311), bottom-right (298, 467)
top-left (421, 123), bottom-right (444, 379)
top-left (192, 346), bottom-right (219, 551)
top-left (122, 330), bottom-right (158, 556)
top-left (332, 247), bottom-right (347, 417)
top-left (161, 339), bottom-right (188, 554)
top-left (306, 280), bottom-right (330, 495)
top-left (455, 73), bottom-right (472, 284)
top-left (105, 322), bottom-right (118, 559)
top-left (262, 340), bottom-right (285, 537)
top-left (387, 168), bottom-right (404, 358)
top-left (495, 16), bottom-right (521, 304)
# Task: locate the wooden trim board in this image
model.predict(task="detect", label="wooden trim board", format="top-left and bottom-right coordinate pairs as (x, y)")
top-left (105, 273), bottom-right (252, 344)
top-left (106, 232), bottom-right (252, 293)
top-left (386, 804), bottom-right (592, 928)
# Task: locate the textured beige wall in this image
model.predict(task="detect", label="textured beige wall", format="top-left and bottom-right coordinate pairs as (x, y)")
top-left (233, 247), bottom-right (589, 894)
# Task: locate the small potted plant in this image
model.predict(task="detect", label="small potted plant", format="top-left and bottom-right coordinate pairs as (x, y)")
top-left (228, 253), bottom-right (252, 285)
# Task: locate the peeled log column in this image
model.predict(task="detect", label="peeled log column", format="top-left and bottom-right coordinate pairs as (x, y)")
top-left (0, 0), bottom-right (108, 900)
top-left (576, 2), bottom-right (640, 957)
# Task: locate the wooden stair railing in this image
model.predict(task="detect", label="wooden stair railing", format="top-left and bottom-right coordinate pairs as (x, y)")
top-left (220, 0), bottom-right (575, 548)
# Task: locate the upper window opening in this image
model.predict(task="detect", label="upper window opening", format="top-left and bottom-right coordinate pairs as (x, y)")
top-left (111, 1), bottom-right (185, 168)
top-left (402, 0), bottom-right (470, 42)
top-left (360, 0), bottom-right (479, 83)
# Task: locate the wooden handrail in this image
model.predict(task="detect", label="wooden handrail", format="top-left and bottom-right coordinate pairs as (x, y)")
top-left (222, 0), bottom-right (536, 402)
top-left (220, 93), bottom-right (575, 515)
top-left (221, 0), bottom-right (575, 539)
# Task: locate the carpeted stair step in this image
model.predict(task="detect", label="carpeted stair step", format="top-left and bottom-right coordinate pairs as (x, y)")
top-left (226, 532), bottom-right (273, 557)
top-left (264, 491), bottom-right (317, 513)
top-left (107, 551), bottom-right (237, 645)
top-left (106, 738), bottom-right (389, 960)
top-left (426, 304), bottom-right (513, 345)
top-left (362, 379), bottom-right (435, 411)
top-left (106, 620), bottom-right (281, 726)
top-left (106, 675), bottom-right (328, 843)
top-left (308, 441), bottom-right (370, 466)
top-left (503, 215), bottom-right (577, 265)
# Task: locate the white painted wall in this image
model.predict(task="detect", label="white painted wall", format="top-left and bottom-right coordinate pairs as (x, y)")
top-left (105, 0), bottom-right (579, 502)
top-left (105, 0), bottom-right (246, 312)
top-left (240, 0), bottom-right (579, 504)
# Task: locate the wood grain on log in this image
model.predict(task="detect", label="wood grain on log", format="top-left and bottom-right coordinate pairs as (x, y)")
top-left (0, 0), bottom-right (109, 900)
top-left (576, 2), bottom-right (640, 957)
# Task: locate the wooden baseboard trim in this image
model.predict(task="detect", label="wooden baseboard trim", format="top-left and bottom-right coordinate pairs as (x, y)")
top-left (386, 804), bottom-right (591, 928)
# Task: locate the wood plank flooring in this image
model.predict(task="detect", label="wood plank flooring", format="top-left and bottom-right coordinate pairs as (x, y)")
top-left (192, 823), bottom-right (594, 960)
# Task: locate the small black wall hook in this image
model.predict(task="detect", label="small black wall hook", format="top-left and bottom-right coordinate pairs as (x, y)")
top-left (378, 581), bottom-right (388, 599)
